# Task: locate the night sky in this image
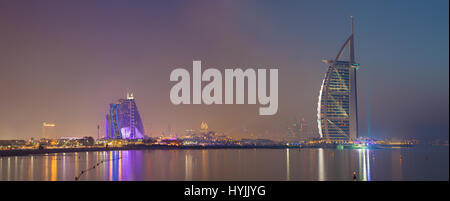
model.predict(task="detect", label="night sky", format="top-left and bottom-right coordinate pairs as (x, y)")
top-left (0, 0), bottom-right (448, 141)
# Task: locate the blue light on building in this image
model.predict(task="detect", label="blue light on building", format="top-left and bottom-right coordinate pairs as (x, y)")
top-left (106, 93), bottom-right (145, 140)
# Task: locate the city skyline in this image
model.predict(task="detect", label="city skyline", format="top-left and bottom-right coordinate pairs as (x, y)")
top-left (0, 0), bottom-right (448, 141)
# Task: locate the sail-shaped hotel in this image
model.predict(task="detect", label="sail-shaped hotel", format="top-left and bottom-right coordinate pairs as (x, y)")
top-left (318, 17), bottom-right (359, 142)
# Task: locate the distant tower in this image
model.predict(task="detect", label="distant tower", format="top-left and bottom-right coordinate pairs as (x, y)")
top-left (299, 117), bottom-right (308, 139)
top-left (106, 92), bottom-right (145, 139)
top-left (42, 122), bottom-right (56, 139)
top-left (200, 121), bottom-right (209, 133)
top-left (318, 16), bottom-right (360, 142)
top-left (287, 117), bottom-right (308, 140)
top-left (168, 124), bottom-right (172, 136)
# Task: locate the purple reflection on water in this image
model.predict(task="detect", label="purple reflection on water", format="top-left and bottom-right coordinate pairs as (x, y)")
top-left (0, 146), bottom-right (448, 181)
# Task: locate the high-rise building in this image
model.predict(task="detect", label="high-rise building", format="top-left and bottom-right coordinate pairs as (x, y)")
top-left (106, 92), bottom-right (145, 139)
top-left (42, 122), bottom-right (56, 139)
top-left (287, 117), bottom-right (308, 140)
top-left (317, 17), bottom-right (359, 142)
top-left (200, 121), bottom-right (209, 134)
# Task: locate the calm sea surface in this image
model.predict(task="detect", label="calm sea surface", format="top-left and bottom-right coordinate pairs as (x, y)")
top-left (0, 146), bottom-right (448, 181)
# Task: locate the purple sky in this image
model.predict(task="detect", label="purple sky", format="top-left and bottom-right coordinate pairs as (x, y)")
top-left (0, 0), bottom-right (448, 141)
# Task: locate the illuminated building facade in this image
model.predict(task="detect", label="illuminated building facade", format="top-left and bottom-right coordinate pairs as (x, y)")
top-left (106, 93), bottom-right (145, 139)
top-left (42, 122), bottom-right (56, 139)
top-left (317, 17), bottom-right (359, 142)
top-left (200, 121), bottom-right (209, 133)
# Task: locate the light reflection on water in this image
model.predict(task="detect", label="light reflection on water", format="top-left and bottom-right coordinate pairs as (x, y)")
top-left (318, 148), bottom-right (325, 181)
top-left (357, 149), bottom-right (371, 181)
top-left (0, 146), bottom-right (448, 181)
top-left (286, 148), bottom-right (290, 181)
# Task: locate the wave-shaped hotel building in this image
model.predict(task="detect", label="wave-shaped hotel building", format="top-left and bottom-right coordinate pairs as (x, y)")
top-left (106, 93), bottom-right (145, 140)
top-left (317, 17), bottom-right (360, 142)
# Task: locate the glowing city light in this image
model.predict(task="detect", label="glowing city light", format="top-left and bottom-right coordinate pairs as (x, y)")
top-left (43, 122), bottom-right (56, 127)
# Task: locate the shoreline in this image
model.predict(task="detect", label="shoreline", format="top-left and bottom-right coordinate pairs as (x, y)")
top-left (0, 145), bottom-right (297, 157)
top-left (0, 144), bottom-right (418, 157)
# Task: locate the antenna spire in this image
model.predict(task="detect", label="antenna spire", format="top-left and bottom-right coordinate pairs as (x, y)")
top-left (351, 16), bottom-right (354, 35)
top-left (349, 16), bottom-right (355, 63)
